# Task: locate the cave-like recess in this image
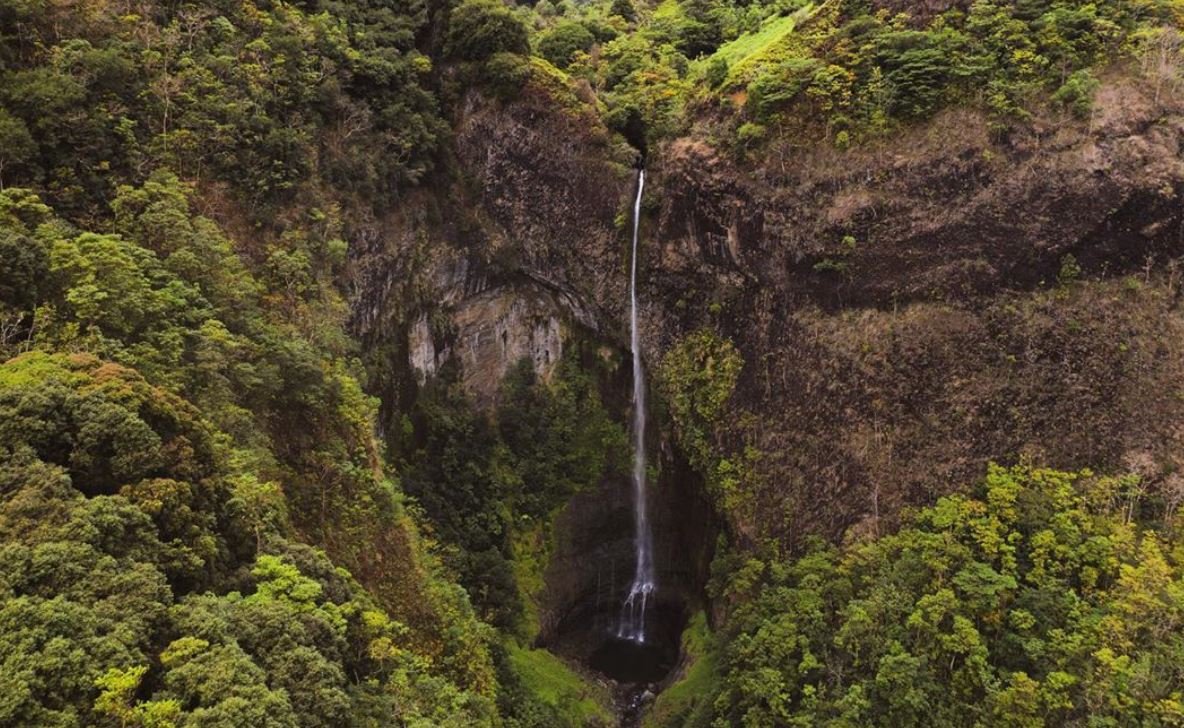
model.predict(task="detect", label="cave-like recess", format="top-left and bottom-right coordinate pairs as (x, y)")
top-left (537, 419), bottom-right (717, 686)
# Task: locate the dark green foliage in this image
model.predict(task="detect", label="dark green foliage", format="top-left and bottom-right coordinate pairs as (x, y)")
top-left (0, 0), bottom-right (442, 217)
top-left (484, 52), bottom-right (534, 100)
top-left (400, 357), bottom-right (625, 631)
top-left (675, 0), bottom-right (727, 58)
top-left (0, 362), bottom-right (497, 724)
top-left (0, 108), bottom-right (35, 187)
top-left (538, 22), bottom-right (597, 68)
top-left (705, 56), bottom-right (730, 88)
top-left (0, 44), bottom-right (496, 714)
top-left (496, 359), bottom-right (626, 521)
top-left (1054, 68), bottom-right (1102, 116)
top-left (610, 0), bottom-right (637, 23)
top-left (565, 0), bottom-right (1175, 150)
top-left (446, 0), bottom-right (531, 61)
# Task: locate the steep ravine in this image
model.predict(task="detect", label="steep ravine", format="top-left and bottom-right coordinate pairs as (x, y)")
top-left (349, 81), bottom-right (722, 718)
top-left (350, 70), bottom-right (1184, 721)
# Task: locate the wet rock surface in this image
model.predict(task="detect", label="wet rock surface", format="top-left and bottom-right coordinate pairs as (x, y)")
top-left (349, 74), bottom-right (1184, 716)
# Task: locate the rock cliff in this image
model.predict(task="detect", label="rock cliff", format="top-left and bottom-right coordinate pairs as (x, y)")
top-left (351, 66), bottom-right (1184, 633)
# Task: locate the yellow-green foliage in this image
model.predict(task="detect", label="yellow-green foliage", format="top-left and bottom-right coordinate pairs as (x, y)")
top-left (658, 330), bottom-right (743, 465)
top-left (0, 171), bottom-right (500, 723)
top-left (526, 56), bottom-right (611, 135)
top-left (700, 3), bottom-right (816, 85)
top-left (645, 611), bottom-right (718, 728)
top-left (0, 350), bottom-right (498, 727)
top-left (704, 464), bottom-right (1184, 726)
top-left (506, 644), bottom-right (614, 726)
top-left (510, 519), bottom-right (556, 642)
top-left (658, 330), bottom-right (749, 513)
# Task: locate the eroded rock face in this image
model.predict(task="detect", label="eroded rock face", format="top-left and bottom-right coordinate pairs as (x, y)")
top-left (352, 71), bottom-right (1184, 591)
top-left (408, 286), bottom-right (564, 403)
top-left (452, 83), bottom-right (636, 338)
top-left (641, 78), bottom-right (1184, 543)
top-left (350, 82), bottom-right (632, 405)
top-left (652, 81), bottom-right (1184, 311)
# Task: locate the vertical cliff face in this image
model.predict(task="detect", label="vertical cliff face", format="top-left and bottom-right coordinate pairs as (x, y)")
top-left (351, 67), bottom-right (1184, 678)
top-left (350, 75), bottom-right (716, 681)
top-left (635, 77), bottom-right (1184, 544)
top-left (351, 76), bottom-right (636, 402)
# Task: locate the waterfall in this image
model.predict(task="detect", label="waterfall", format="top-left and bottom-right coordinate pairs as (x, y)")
top-left (618, 168), bottom-right (655, 644)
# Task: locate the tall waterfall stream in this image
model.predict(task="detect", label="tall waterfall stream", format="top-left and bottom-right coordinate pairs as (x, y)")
top-left (617, 168), bottom-right (655, 644)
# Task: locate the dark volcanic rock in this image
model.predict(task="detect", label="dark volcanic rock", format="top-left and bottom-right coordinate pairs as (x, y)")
top-left (353, 71), bottom-right (1184, 557)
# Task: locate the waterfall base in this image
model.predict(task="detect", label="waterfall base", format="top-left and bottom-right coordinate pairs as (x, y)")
top-left (547, 597), bottom-right (685, 683)
top-left (590, 634), bottom-right (678, 684)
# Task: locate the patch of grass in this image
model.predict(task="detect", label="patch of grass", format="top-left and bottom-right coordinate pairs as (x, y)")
top-left (696, 4), bottom-right (815, 86)
top-left (643, 611), bottom-right (718, 728)
top-left (713, 12), bottom-right (801, 67)
top-left (509, 518), bottom-right (555, 641)
top-left (507, 644), bottom-right (614, 726)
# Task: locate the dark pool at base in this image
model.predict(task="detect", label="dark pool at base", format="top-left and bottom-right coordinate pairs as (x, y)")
top-left (589, 635), bottom-right (679, 684)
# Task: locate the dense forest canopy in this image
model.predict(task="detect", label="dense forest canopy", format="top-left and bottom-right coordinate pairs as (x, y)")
top-left (2, 0), bottom-right (1183, 726)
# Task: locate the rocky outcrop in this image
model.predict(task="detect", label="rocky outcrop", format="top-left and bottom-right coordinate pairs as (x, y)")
top-left (408, 285), bottom-right (564, 402)
top-left (351, 75), bottom-right (635, 405)
top-left (641, 76), bottom-right (1184, 543)
top-left (352, 66), bottom-right (1184, 603)
top-left (652, 79), bottom-right (1183, 311)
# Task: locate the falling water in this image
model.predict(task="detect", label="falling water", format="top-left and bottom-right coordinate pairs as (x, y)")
top-left (618, 168), bottom-right (655, 644)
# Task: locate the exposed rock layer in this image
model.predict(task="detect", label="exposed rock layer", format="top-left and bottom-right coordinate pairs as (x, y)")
top-left (351, 72), bottom-right (1184, 631)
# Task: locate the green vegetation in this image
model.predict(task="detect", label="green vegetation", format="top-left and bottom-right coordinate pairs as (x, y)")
top-left (644, 611), bottom-right (719, 727)
top-left (657, 329), bottom-right (754, 513)
top-left (538, 22), bottom-right (599, 69)
top-left (0, 0), bottom-right (606, 722)
top-left (502, 645), bottom-right (614, 727)
top-left (0, 351), bottom-right (496, 727)
top-left (703, 8), bottom-right (811, 80)
top-left (511, 0), bottom-right (1181, 149)
top-left (5, 0), bottom-right (1184, 725)
top-left (0, 0), bottom-right (443, 216)
top-left (649, 464), bottom-right (1184, 727)
top-left (447, 0), bottom-right (532, 62)
top-left (399, 356), bottom-right (626, 637)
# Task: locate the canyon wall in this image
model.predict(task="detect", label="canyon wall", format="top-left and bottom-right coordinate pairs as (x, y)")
top-left (351, 68), bottom-right (1184, 628)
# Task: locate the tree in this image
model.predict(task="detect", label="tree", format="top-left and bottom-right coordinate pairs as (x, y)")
top-left (704, 464), bottom-right (1184, 726)
top-left (0, 110), bottom-right (35, 189)
top-left (537, 22), bottom-right (596, 69)
top-left (444, 0), bottom-right (530, 61)
top-left (610, 0), bottom-right (636, 23)
top-left (94, 666), bottom-right (181, 728)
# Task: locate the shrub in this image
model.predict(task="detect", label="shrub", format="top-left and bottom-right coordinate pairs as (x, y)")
top-left (537, 22), bottom-right (597, 69)
top-left (705, 57), bottom-right (729, 88)
top-left (1053, 69), bottom-right (1101, 117)
top-left (483, 52), bottom-right (533, 100)
top-left (445, 0), bottom-right (530, 62)
top-left (610, 0), bottom-right (636, 23)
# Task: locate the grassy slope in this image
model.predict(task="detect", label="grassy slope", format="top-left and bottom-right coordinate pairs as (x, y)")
top-left (509, 644), bottom-right (615, 725)
top-left (697, 3), bottom-right (816, 85)
top-left (643, 611), bottom-right (718, 728)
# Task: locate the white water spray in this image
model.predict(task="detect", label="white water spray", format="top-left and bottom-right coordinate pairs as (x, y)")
top-left (618, 169), bottom-right (655, 644)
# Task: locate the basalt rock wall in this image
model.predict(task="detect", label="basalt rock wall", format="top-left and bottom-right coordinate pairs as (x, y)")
top-left (351, 69), bottom-right (1184, 591)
